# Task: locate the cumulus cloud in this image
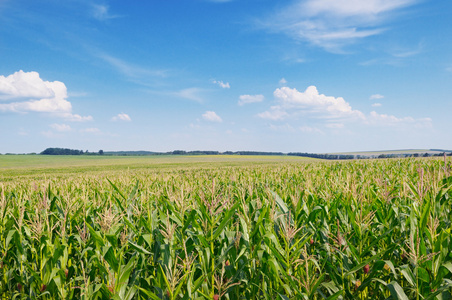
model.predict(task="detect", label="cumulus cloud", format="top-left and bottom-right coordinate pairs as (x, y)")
top-left (0, 71), bottom-right (55, 100)
top-left (262, 0), bottom-right (417, 52)
top-left (370, 94), bottom-right (384, 100)
top-left (259, 85), bottom-right (431, 128)
top-left (212, 80), bottom-right (230, 89)
top-left (259, 85), bottom-right (365, 121)
top-left (50, 123), bottom-right (71, 132)
top-left (0, 70), bottom-right (92, 121)
top-left (238, 94), bottom-right (264, 106)
top-left (112, 113), bottom-right (131, 122)
top-left (202, 111), bottom-right (222, 122)
top-left (279, 78), bottom-right (288, 86)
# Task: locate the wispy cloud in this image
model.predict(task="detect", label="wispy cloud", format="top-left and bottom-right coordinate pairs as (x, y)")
top-left (300, 126), bottom-right (323, 134)
top-left (145, 87), bottom-right (207, 103)
top-left (389, 41), bottom-right (424, 58)
top-left (112, 113), bottom-right (131, 122)
top-left (91, 4), bottom-right (120, 21)
top-left (97, 52), bottom-right (168, 80)
top-left (80, 127), bottom-right (102, 134)
top-left (50, 123), bottom-right (71, 132)
top-left (238, 94), bottom-right (264, 106)
top-left (175, 88), bottom-right (205, 103)
top-left (269, 123), bottom-right (295, 132)
top-left (261, 0), bottom-right (418, 52)
top-left (368, 111), bottom-right (432, 128)
top-left (372, 103), bottom-right (382, 107)
top-left (370, 94), bottom-right (384, 100)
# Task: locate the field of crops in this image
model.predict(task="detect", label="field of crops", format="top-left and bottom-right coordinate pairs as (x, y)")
top-left (1, 156), bottom-right (452, 299)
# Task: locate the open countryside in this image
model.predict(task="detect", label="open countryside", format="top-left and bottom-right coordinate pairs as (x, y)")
top-left (1, 155), bottom-right (452, 299)
top-left (1, 0), bottom-right (452, 299)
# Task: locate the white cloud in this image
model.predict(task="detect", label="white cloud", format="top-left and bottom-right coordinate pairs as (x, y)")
top-left (97, 53), bottom-right (167, 80)
top-left (259, 85), bottom-right (430, 129)
top-left (389, 42), bottom-right (424, 58)
top-left (0, 70), bottom-right (92, 121)
top-left (60, 113), bottom-right (93, 122)
top-left (372, 103), bottom-right (382, 107)
top-left (112, 113), bottom-right (131, 122)
top-left (257, 107), bottom-right (288, 120)
top-left (302, 0), bottom-right (414, 17)
top-left (202, 111), bottom-right (223, 122)
top-left (368, 111), bottom-right (432, 128)
top-left (212, 80), bottom-right (230, 89)
top-left (263, 0), bottom-right (417, 52)
top-left (370, 94), bottom-right (384, 100)
top-left (279, 78), bottom-right (288, 86)
top-left (91, 4), bottom-right (119, 21)
top-left (238, 94), bottom-right (264, 106)
top-left (300, 126), bottom-right (323, 134)
top-left (80, 127), bottom-right (101, 134)
top-left (50, 123), bottom-right (71, 132)
top-left (259, 85), bottom-right (365, 121)
top-left (175, 88), bottom-right (204, 103)
top-left (0, 70), bottom-right (55, 100)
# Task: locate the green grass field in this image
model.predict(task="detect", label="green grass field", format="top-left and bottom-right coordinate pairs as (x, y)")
top-left (1, 155), bottom-right (451, 299)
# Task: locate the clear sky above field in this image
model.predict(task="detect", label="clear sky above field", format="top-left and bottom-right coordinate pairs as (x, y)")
top-left (0, 0), bottom-right (451, 153)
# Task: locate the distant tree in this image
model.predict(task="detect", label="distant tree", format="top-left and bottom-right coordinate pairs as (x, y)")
top-left (99, 150), bottom-right (104, 155)
top-left (41, 148), bottom-right (84, 155)
top-left (172, 150), bottom-right (186, 155)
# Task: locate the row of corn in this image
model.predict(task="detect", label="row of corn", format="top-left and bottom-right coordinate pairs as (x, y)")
top-left (1, 157), bottom-right (451, 299)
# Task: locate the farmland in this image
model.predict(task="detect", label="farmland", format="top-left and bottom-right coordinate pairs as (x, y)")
top-left (1, 155), bottom-right (452, 299)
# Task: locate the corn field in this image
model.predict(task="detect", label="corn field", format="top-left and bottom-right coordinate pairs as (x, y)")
top-left (1, 157), bottom-right (452, 299)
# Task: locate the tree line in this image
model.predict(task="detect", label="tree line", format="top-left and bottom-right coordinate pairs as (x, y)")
top-left (40, 148), bottom-right (104, 155)
top-left (37, 147), bottom-right (452, 159)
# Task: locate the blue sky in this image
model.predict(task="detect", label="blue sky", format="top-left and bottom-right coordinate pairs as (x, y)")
top-left (1, 0), bottom-right (451, 153)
